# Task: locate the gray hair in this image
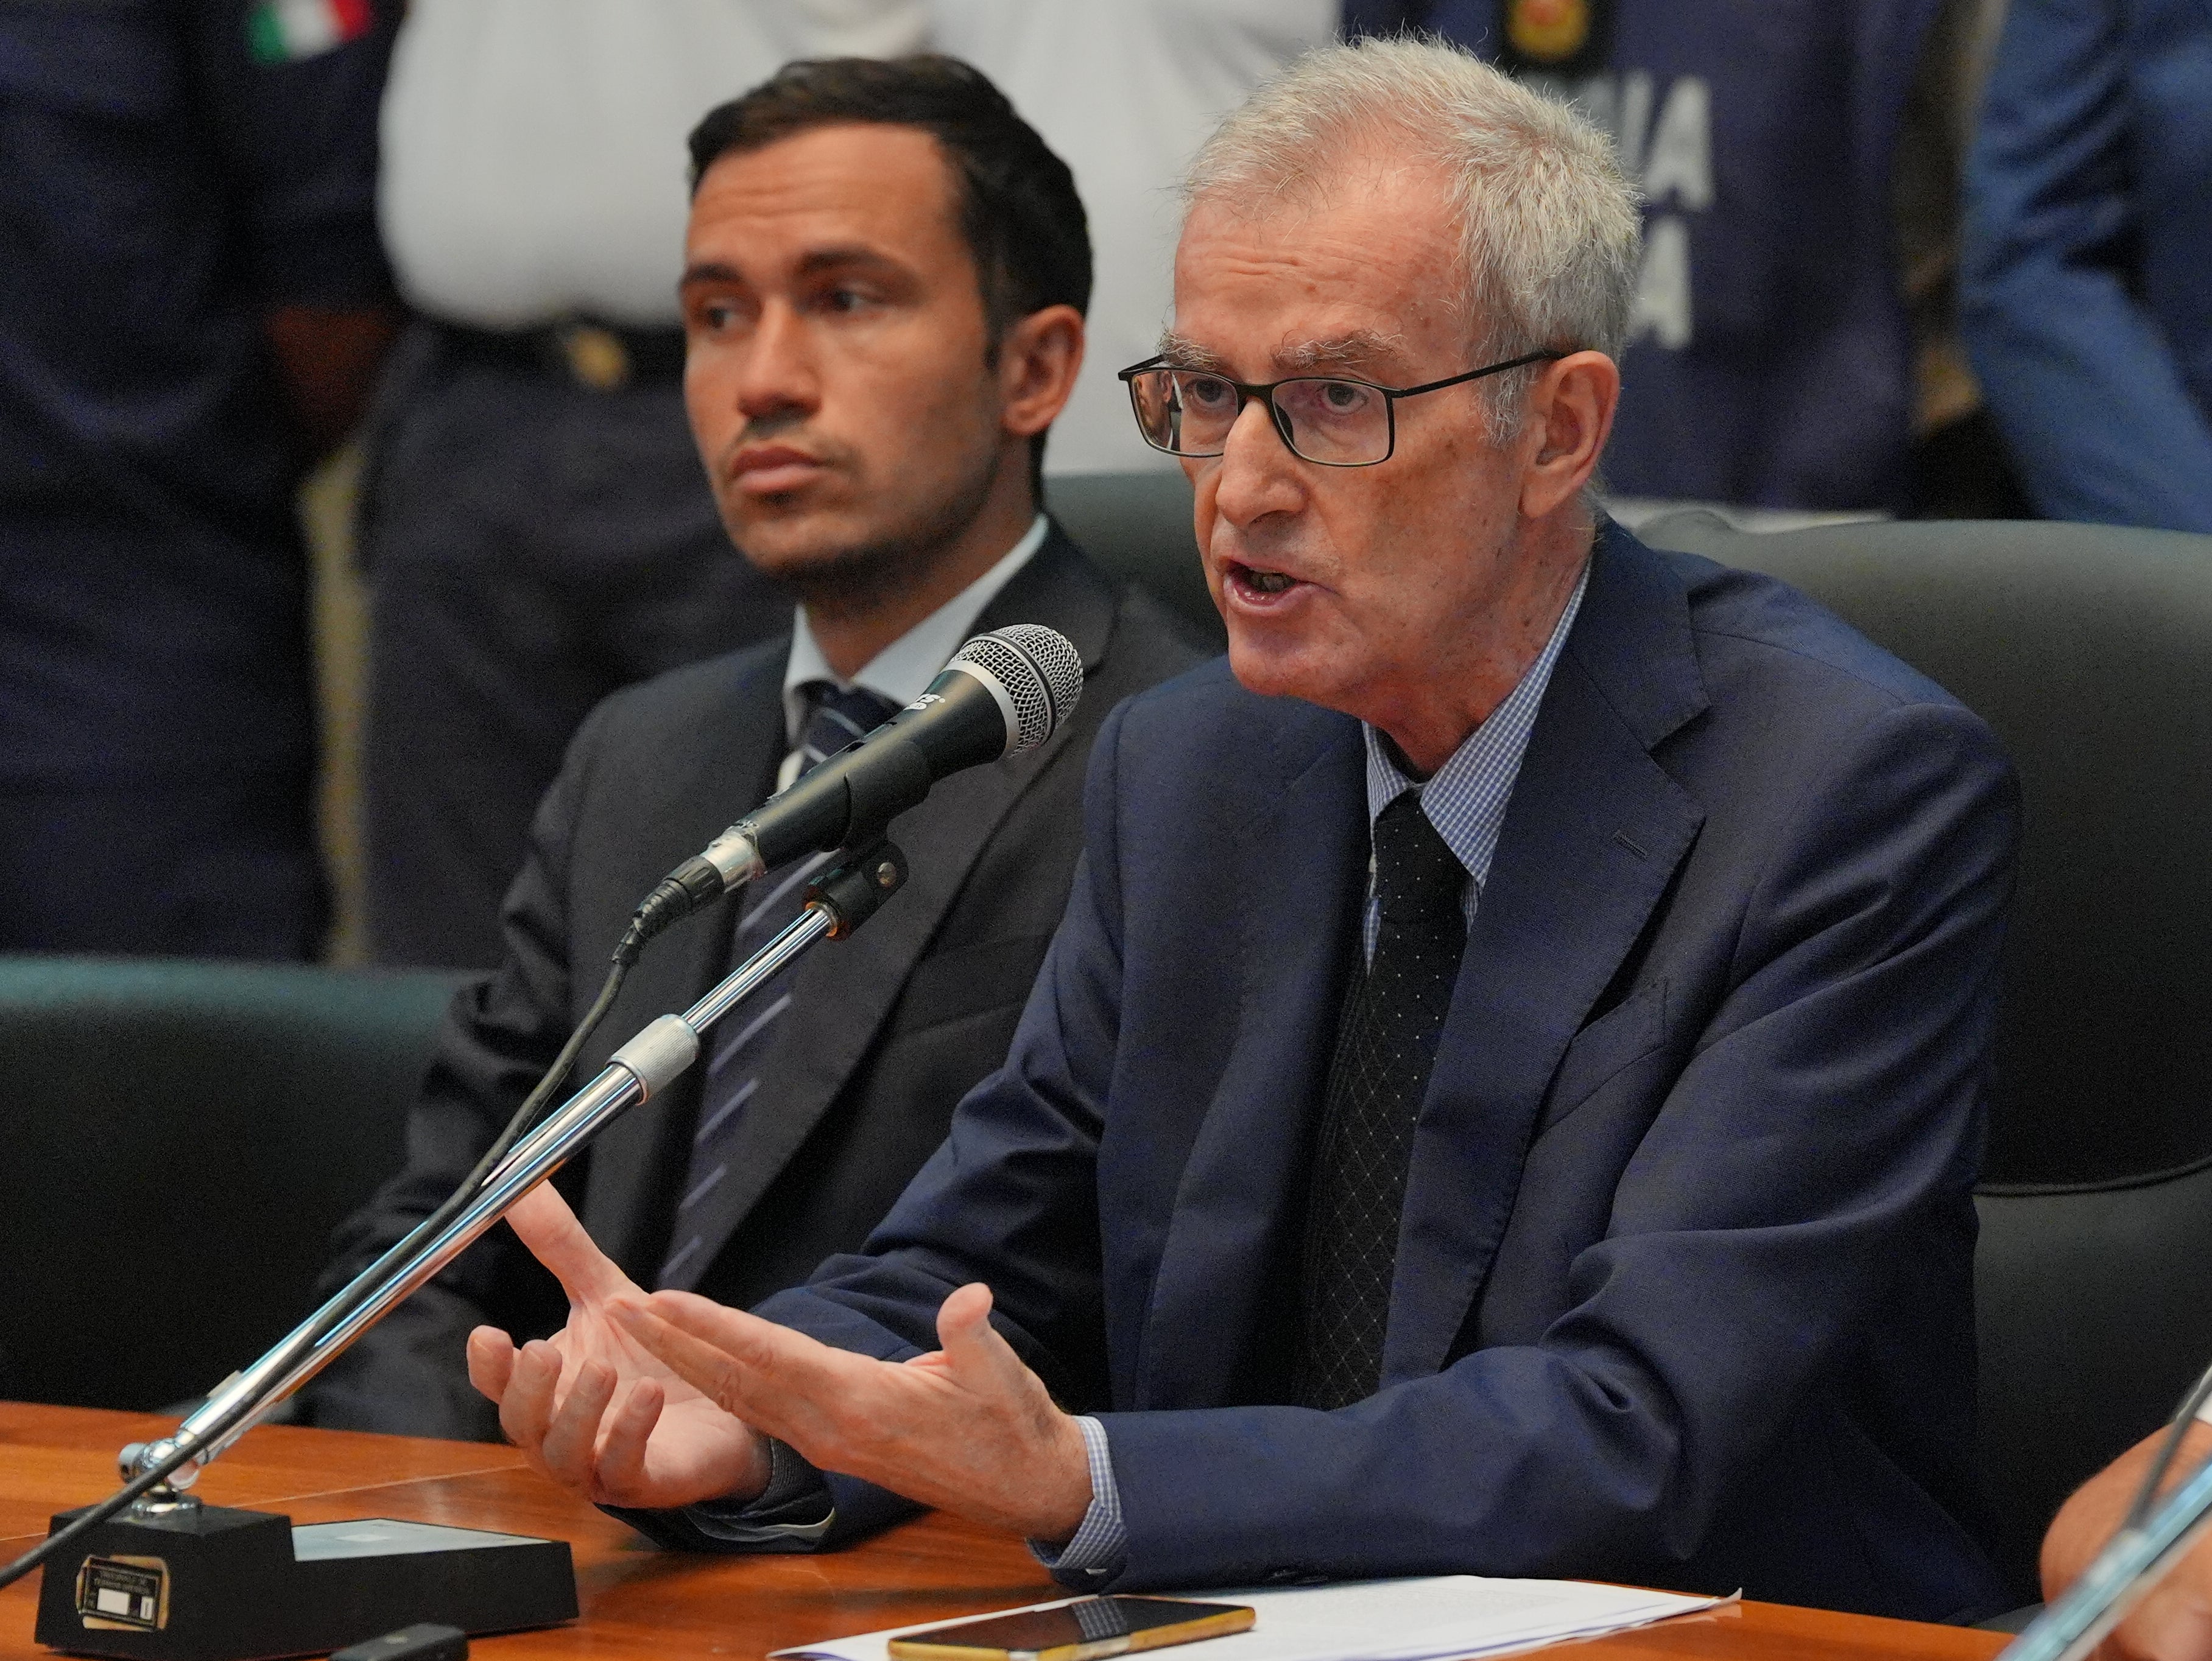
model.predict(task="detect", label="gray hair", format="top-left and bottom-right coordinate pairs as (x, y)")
top-left (1182, 36), bottom-right (1641, 440)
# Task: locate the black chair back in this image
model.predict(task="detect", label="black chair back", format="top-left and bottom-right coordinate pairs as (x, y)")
top-left (1046, 471), bottom-right (1224, 651)
top-left (1641, 511), bottom-right (2212, 1601)
top-left (0, 956), bottom-right (465, 1411)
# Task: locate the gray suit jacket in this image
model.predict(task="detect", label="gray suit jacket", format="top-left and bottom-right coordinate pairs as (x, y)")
top-left (306, 528), bottom-right (1207, 1438)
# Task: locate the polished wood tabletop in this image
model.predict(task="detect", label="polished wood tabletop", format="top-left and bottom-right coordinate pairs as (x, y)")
top-left (1, 1402), bottom-right (2007, 1661)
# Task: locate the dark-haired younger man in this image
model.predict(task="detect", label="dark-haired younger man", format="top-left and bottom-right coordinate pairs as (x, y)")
top-left (303, 57), bottom-right (1205, 1439)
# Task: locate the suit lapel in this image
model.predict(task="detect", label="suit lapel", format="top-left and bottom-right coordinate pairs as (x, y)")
top-left (1129, 702), bottom-right (1368, 1410)
top-left (696, 530), bottom-right (1122, 1249)
top-left (580, 651), bottom-right (787, 1279)
top-left (1384, 525), bottom-right (1708, 1383)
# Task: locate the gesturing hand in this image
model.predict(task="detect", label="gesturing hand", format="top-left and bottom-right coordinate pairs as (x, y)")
top-left (611, 1280), bottom-right (1094, 1542)
top-left (465, 1183), bottom-right (770, 1511)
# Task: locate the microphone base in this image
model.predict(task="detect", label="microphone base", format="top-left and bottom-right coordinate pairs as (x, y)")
top-left (34, 1503), bottom-right (576, 1660)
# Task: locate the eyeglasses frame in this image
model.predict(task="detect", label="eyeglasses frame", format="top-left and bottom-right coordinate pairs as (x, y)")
top-left (1116, 348), bottom-right (1569, 468)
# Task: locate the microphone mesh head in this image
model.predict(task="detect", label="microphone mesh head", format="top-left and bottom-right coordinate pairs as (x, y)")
top-left (950, 624), bottom-right (1084, 753)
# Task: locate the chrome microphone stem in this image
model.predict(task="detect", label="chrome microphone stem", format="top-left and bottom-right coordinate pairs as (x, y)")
top-left (487, 905), bottom-right (833, 1189)
top-left (2001, 1447), bottom-right (2212, 1661)
top-left (134, 903), bottom-right (840, 1491)
top-left (677, 888), bottom-right (832, 1035)
top-left (149, 1049), bottom-right (666, 1486)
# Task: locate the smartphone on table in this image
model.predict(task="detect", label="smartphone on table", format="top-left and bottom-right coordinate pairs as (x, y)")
top-left (886, 1595), bottom-right (1255, 1661)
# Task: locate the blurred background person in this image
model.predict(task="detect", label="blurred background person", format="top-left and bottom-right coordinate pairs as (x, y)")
top-left (925, 0), bottom-right (1337, 477)
top-left (1349, 0), bottom-right (2023, 519)
top-left (362, 0), bottom-right (925, 971)
top-left (1960, 0), bottom-right (2212, 534)
top-left (0, 0), bottom-right (400, 958)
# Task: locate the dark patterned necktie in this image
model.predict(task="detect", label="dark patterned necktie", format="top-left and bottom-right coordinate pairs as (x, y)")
top-left (1295, 788), bottom-right (1468, 1410)
top-left (656, 680), bottom-right (902, 1290)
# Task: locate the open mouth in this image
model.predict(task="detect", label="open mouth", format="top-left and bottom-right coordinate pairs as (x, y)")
top-left (1225, 561), bottom-right (1309, 604)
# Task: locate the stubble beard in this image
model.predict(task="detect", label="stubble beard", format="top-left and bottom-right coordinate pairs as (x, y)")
top-left (732, 424), bottom-right (1007, 626)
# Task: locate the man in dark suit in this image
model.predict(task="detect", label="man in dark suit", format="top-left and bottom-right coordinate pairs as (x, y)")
top-left (468, 39), bottom-right (2017, 1622)
top-left (303, 57), bottom-right (1203, 1439)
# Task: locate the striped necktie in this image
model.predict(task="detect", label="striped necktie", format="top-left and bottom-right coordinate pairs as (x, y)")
top-left (656, 680), bottom-right (902, 1291)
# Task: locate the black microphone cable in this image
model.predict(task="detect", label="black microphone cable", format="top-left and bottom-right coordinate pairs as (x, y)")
top-left (2121, 1358), bottom-right (2212, 1535)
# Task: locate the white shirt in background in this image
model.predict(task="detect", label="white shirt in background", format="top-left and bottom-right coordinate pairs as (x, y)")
top-left (380, 0), bottom-right (927, 329)
top-left (927, 0), bottom-right (1338, 476)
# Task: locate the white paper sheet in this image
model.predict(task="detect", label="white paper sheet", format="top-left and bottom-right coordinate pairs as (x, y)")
top-left (772, 1575), bottom-right (1735, 1661)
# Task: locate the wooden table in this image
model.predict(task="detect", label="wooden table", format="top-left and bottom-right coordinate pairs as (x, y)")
top-left (1, 1403), bottom-right (2007, 1661)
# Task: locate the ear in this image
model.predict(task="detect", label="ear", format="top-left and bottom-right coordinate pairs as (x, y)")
top-left (1517, 350), bottom-right (1620, 520)
top-left (997, 304), bottom-right (1086, 440)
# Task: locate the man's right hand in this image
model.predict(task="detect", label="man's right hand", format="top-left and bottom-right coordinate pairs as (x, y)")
top-left (465, 1183), bottom-right (772, 1511)
top-left (2045, 1420), bottom-right (2212, 1660)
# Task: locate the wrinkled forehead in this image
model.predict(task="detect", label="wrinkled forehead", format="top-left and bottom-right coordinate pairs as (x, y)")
top-left (1169, 166), bottom-right (1469, 379)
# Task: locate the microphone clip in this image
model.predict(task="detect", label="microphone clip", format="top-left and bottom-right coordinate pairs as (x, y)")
top-left (804, 838), bottom-right (910, 939)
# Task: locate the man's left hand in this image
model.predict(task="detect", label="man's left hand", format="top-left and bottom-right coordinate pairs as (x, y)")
top-left (610, 1282), bottom-right (1093, 1542)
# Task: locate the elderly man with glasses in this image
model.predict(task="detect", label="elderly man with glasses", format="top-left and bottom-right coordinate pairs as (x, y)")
top-left (473, 38), bottom-right (2018, 1624)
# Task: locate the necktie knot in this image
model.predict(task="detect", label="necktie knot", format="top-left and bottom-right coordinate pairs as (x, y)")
top-left (795, 681), bottom-right (901, 778)
top-left (1372, 790), bottom-right (1464, 923)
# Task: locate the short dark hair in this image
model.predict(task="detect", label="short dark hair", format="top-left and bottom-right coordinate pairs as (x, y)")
top-left (688, 56), bottom-right (1091, 491)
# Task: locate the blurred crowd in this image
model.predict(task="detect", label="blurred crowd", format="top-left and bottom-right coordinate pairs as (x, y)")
top-left (2, 0), bottom-right (2205, 967)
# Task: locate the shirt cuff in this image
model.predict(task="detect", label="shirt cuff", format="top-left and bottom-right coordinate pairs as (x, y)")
top-left (602, 1437), bottom-right (835, 1553)
top-left (1029, 1416), bottom-right (1128, 1587)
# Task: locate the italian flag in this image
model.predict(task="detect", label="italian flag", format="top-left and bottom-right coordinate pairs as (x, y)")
top-left (246, 0), bottom-right (373, 64)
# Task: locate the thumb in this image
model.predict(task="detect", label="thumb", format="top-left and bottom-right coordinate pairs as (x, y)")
top-left (935, 1283), bottom-right (1029, 1392)
top-left (504, 1181), bottom-right (634, 1305)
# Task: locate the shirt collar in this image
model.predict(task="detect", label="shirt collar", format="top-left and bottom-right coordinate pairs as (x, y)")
top-left (781, 513), bottom-right (1050, 746)
top-left (1362, 558), bottom-right (1591, 893)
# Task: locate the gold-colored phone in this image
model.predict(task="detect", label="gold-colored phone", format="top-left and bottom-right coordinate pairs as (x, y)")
top-left (886, 1596), bottom-right (1255, 1661)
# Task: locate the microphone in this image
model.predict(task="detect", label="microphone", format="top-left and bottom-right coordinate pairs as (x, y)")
top-left (629, 623), bottom-right (1084, 945)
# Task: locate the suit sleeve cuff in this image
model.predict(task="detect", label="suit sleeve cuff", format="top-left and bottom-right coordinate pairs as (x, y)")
top-left (1029, 1416), bottom-right (1127, 1588)
top-left (601, 1438), bottom-right (834, 1553)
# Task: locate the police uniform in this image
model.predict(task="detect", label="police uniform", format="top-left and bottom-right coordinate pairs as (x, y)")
top-left (361, 0), bottom-right (925, 971)
top-left (0, 0), bottom-right (398, 956)
top-left (1349, 0), bottom-right (1959, 514)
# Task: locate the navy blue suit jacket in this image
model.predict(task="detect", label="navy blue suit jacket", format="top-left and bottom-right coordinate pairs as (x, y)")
top-left (753, 524), bottom-right (2018, 1621)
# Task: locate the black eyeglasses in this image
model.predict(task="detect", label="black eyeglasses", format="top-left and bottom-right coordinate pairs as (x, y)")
top-left (1117, 349), bottom-right (1567, 468)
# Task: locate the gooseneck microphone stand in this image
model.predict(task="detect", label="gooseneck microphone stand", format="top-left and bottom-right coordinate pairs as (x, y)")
top-left (133, 840), bottom-right (904, 1495)
top-left (19, 839), bottom-right (908, 1661)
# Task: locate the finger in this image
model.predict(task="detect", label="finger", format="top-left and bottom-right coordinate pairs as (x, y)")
top-left (592, 1376), bottom-right (666, 1503)
top-left (610, 1292), bottom-right (834, 1439)
top-left (504, 1182), bottom-right (635, 1305)
top-left (608, 1296), bottom-right (753, 1414)
top-left (646, 1291), bottom-right (857, 1402)
top-left (466, 1326), bottom-right (518, 1404)
top-left (537, 1358), bottom-right (617, 1492)
top-left (935, 1283), bottom-right (1030, 1392)
top-left (499, 1338), bottom-right (563, 1455)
